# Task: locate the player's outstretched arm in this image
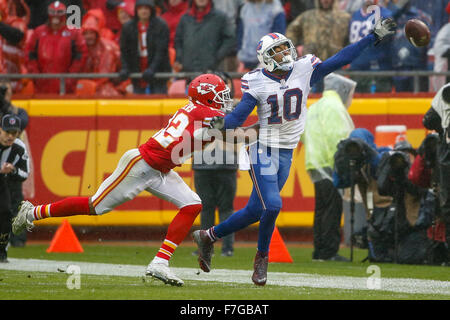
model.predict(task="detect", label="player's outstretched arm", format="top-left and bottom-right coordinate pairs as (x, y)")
top-left (310, 18), bottom-right (396, 87)
top-left (223, 92), bottom-right (258, 129)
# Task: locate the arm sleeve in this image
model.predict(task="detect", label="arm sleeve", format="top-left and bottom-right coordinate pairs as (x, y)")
top-left (285, 14), bottom-right (303, 46)
top-left (68, 30), bottom-right (88, 73)
top-left (215, 16), bottom-right (236, 64)
top-left (236, 17), bottom-right (243, 51)
top-left (174, 18), bottom-right (184, 63)
top-left (25, 30), bottom-right (40, 73)
top-left (224, 92), bottom-right (257, 129)
top-left (13, 151), bottom-right (30, 181)
top-left (6, 144), bottom-right (29, 181)
top-left (0, 22), bottom-right (24, 45)
top-left (310, 33), bottom-right (376, 87)
top-left (149, 20), bottom-right (170, 72)
top-left (272, 12), bottom-right (287, 34)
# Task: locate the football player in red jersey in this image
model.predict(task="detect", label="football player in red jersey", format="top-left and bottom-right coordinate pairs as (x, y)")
top-left (12, 74), bottom-right (232, 286)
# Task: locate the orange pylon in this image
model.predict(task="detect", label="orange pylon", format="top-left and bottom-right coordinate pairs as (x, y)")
top-left (268, 227), bottom-right (293, 263)
top-left (46, 219), bottom-right (84, 253)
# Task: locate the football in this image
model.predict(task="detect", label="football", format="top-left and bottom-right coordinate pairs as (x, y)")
top-left (405, 19), bottom-right (431, 47)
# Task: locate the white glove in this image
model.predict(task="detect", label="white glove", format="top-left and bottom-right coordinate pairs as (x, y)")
top-left (373, 17), bottom-right (397, 44)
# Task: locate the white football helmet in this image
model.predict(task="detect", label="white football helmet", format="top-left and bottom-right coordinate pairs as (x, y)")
top-left (256, 33), bottom-right (297, 72)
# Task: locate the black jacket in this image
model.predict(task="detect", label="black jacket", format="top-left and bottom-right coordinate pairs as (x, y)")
top-left (175, 6), bottom-right (236, 72)
top-left (0, 138), bottom-right (29, 182)
top-left (119, 6), bottom-right (171, 91)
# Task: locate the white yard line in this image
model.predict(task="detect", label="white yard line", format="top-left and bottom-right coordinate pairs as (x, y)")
top-left (1, 258), bottom-right (449, 296)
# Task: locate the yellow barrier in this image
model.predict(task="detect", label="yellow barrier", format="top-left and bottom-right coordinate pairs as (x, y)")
top-left (14, 97), bottom-right (431, 228)
top-left (15, 97), bottom-right (432, 115)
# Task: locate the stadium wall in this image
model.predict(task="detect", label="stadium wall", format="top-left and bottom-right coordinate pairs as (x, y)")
top-left (14, 97), bottom-right (431, 228)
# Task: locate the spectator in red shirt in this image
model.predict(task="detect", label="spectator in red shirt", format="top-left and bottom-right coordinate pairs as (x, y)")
top-left (0, 0), bottom-right (29, 93)
top-left (82, 0), bottom-right (122, 35)
top-left (114, 0), bottom-right (135, 44)
top-left (161, 0), bottom-right (188, 49)
top-left (81, 8), bottom-right (115, 41)
top-left (25, 1), bottom-right (88, 94)
top-left (79, 9), bottom-right (121, 96)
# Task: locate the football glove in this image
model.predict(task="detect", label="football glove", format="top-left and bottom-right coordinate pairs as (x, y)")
top-left (372, 17), bottom-right (397, 44)
top-left (209, 116), bottom-right (224, 130)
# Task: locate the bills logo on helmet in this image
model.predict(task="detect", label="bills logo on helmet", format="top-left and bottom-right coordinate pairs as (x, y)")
top-left (196, 83), bottom-right (217, 95)
top-left (256, 40), bottom-right (263, 52)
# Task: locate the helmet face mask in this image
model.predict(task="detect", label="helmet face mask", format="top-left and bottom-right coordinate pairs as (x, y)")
top-left (188, 74), bottom-right (233, 112)
top-left (257, 33), bottom-right (297, 72)
top-left (212, 86), bottom-right (233, 112)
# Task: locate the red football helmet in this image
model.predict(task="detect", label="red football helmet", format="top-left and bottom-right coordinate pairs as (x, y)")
top-left (188, 74), bottom-right (233, 111)
top-left (48, 1), bottom-right (66, 17)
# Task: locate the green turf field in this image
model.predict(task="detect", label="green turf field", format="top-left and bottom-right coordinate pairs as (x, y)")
top-left (0, 243), bottom-right (449, 301)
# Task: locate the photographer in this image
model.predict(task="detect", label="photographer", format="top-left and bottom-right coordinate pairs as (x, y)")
top-left (0, 114), bottom-right (30, 262)
top-left (408, 134), bottom-right (448, 264)
top-left (333, 128), bottom-right (392, 258)
top-left (422, 83), bottom-right (450, 264)
top-left (333, 128), bottom-right (390, 195)
top-left (372, 139), bottom-right (438, 264)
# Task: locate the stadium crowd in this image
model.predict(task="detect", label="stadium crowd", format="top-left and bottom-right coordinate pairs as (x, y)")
top-left (0, 0), bottom-right (449, 96)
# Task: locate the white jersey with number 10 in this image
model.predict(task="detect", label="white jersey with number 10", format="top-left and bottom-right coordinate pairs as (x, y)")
top-left (241, 54), bottom-right (321, 149)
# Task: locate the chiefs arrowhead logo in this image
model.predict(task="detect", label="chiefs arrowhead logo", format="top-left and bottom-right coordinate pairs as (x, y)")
top-left (196, 83), bottom-right (217, 95)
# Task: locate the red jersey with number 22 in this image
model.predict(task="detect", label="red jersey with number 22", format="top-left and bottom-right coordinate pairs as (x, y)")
top-left (139, 102), bottom-right (225, 173)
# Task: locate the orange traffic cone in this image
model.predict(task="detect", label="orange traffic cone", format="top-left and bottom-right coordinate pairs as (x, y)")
top-left (46, 219), bottom-right (84, 253)
top-left (268, 227), bottom-right (293, 263)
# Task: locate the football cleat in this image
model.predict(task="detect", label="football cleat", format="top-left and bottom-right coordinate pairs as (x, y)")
top-left (145, 261), bottom-right (184, 287)
top-left (192, 230), bottom-right (214, 273)
top-left (12, 201), bottom-right (35, 235)
top-left (252, 251), bottom-right (269, 286)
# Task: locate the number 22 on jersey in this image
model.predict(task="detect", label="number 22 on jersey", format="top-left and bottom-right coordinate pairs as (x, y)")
top-left (153, 111), bottom-right (190, 148)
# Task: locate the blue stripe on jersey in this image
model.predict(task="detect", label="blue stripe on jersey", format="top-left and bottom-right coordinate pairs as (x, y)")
top-left (262, 68), bottom-right (293, 83)
top-left (224, 92), bottom-right (257, 129)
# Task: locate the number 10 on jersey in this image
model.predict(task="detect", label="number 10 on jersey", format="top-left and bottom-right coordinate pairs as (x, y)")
top-left (267, 88), bottom-right (303, 124)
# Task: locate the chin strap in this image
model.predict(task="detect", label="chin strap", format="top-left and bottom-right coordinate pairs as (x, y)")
top-left (275, 55), bottom-right (294, 72)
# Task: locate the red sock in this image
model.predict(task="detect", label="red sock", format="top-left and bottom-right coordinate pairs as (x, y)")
top-left (156, 204), bottom-right (202, 260)
top-left (33, 197), bottom-right (91, 220)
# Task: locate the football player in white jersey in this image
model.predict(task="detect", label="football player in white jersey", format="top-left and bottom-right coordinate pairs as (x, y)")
top-left (193, 17), bottom-right (397, 286)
